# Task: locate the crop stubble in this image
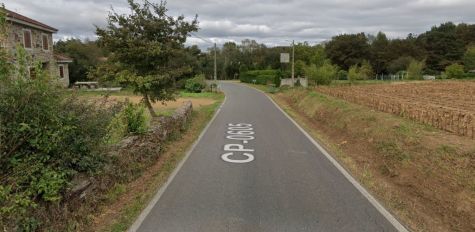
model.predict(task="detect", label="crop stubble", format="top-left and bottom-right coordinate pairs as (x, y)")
top-left (317, 81), bottom-right (475, 138)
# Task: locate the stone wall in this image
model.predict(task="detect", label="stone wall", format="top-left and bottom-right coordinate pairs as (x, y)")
top-left (68, 101), bottom-right (194, 199)
top-left (7, 23), bottom-right (54, 63)
top-left (6, 22), bottom-right (68, 86)
top-left (281, 77), bottom-right (308, 87)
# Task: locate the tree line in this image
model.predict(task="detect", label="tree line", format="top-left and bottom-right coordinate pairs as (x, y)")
top-left (57, 21), bottom-right (475, 87)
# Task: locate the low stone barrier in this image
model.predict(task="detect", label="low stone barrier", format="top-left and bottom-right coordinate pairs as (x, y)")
top-left (68, 101), bottom-right (193, 199)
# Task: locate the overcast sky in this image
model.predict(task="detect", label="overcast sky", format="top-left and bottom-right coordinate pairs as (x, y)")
top-left (4, 0), bottom-right (475, 49)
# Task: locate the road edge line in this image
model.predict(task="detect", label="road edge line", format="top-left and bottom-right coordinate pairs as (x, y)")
top-left (128, 94), bottom-right (227, 232)
top-left (249, 85), bottom-right (409, 232)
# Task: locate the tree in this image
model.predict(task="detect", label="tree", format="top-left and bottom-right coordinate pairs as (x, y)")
top-left (310, 45), bottom-right (327, 67)
top-left (304, 60), bottom-right (337, 85)
top-left (96, 0), bottom-right (198, 117)
top-left (406, 59), bottom-right (425, 80)
top-left (387, 35), bottom-right (426, 63)
top-left (325, 33), bottom-right (371, 70)
top-left (222, 42), bottom-right (241, 79)
top-left (456, 23), bottom-right (475, 47)
top-left (359, 60), bottom-right (374, 79)
top-left (295, 60), bottom-right (306, 77)
top-left (463, 46), bottom-right (475, 71)
top-left (0, 5), bottom-right (11, 80)
top-left (348, 65), bottom-right (362, 82)
top-left (418, 22), bottom-right (465, 72)
top-left (54, 39), bottom-right (106, 85)
top-left (445, 63), bottom-right (465, 79)
top-left (387, 56), bottom-right (413, 74)
top-left (371, 32), bottom-right (390, 74)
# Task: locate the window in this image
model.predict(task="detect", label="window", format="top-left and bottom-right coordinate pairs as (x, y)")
top-left (42, 34), bottom-right (49, 50)
top-left (29, 67), bottom-right (36, 79)
top-left (59, 65), bottom-right (64, 78)
top-left (23, 30), bottom-right (32, 49)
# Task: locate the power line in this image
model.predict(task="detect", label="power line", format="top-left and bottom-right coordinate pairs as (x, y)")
top-left (189, 32), bottom-right (214, 45)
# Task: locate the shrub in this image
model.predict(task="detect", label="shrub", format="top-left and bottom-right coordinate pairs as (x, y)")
top-left (359, 60), bottom-right (374, 79)
top-left (463, 72), bottom-right (475, 79)
top-left (239, 70), bottom-right (278, 84)
top-left (388, 56), bottom-right (413, 74)
top-left (337, 70), bottom-right (348, 80)
top-left (274, 74), bottom-right (281, 87)
top-left (406, 59), bottom-right (425, 80)
top-left (347, 61), bottom-right (373, 82)
top-left (463, 46), bottom-right (475, 71)
top-left (348, 65), bottom-right (362, 82)
top-left (445, 63), bottom-right (465, 79)
top-left (185, 74), bottom-right (206, 93)
top-left (304, 61), bottom-right (336, 86)
top-left (0, 47), bottom-right (121, 229)
top-left (106, 102), bottom-right (149, 144)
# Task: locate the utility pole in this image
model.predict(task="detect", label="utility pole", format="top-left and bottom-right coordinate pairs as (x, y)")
top-left (291, 40), bottom-right (295, 87)
top-left (214, 43), bottom-right (217, 82)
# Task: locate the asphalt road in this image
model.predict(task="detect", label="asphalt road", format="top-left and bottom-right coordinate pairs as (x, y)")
top-left (133, 82), bottom-right (404, 232)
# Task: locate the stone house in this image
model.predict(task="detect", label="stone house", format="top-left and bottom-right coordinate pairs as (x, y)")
top-left (2, 9), bottom-right (72, 87)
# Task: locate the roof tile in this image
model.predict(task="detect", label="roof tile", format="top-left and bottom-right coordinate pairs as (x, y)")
top-left (4, 9), bottom-right (58, 32)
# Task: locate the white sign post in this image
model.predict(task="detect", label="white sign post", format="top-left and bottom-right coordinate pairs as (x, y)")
top-left (280, 53), bottom-right (290, 63)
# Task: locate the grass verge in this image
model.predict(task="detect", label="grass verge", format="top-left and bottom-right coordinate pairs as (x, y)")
top-left (251, 86), bottom-right (474, 232)
top-left (90, 97), bottom-right (223, 232)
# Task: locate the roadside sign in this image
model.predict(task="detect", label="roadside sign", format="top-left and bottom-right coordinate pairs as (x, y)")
top-left (280, 53), bottom-right (290, 63)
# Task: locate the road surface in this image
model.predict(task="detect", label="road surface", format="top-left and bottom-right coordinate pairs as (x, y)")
top-left (132, 83), bottom-right (404, 232)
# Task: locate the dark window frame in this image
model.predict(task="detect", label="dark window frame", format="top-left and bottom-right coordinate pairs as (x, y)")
top-left (42, 34), bottom-right (49, 51)
top-left (23, 29), bottom-right (32, 49)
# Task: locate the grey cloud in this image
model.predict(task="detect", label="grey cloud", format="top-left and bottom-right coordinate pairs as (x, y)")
top-left (3, 0), bottom-right (475, 49)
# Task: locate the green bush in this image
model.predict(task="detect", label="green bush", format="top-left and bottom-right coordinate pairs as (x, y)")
top-left (337, 70), bottom-right (348, 80)
top-left (406, 59), bottom-right (425, 80)
top-left (348, 64), bottom-right (372, 82)
top-left (359, 60), bottom-right (374, 79)
top-left (347, 61), bottom-right (373, 82)
top-left (463, 46), bottom-right (475, 71)
top-left (239, 69), bottom-right (278, 85)
top-left (463, 72), bottom-right (475, 79)
top-left (185, 74), bottom-right (206, 93)
top-left (106, 102), bottom-right (150, 144)
top-left (304, 61), bottom-right (337, 85)
top-left (445, 63), bottom-right (465, 79)
top-left (274, 74), bottom-right (281, 87)
top-left (0, 47), bottom-right (122, 229)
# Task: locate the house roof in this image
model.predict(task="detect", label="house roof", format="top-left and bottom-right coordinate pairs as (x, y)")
top-left (54, 53), bottom-right (73, 63)
top-left (4, 9), bottom-right (58, 33)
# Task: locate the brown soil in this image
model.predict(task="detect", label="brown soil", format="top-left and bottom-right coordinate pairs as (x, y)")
top-left (271, 89), bottom-right (475, 232)
top-left (316, 81), bottom-right (475, 138)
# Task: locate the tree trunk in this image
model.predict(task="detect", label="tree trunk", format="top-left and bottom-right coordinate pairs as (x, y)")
top-left (143, 93), bottom-right (157, 117)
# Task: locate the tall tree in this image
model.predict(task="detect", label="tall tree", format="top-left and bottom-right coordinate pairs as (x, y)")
top-left (325, 33), bottom-right (371, 70)
top-left (96, 0), bottom-right (198, 116)
top-left (463, 46), bottom-right (475, 71)
top-left (371, 32), bottom-right (390, 74)
top-left (456, 23), bottom-right (475, 47)
top-left (222, 42), bottom-right (241, 79)
top-left (54, 39), bottom-right (105, 85)
top-left (418, 22), bottom-right (465, 72)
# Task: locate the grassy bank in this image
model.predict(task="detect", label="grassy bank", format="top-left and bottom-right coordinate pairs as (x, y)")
top-left (92, 95), bottom-right (224, 232)
top-left (256, 86), bottom-right (474, 232)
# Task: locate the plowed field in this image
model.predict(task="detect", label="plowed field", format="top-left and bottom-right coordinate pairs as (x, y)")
top-left (316, 81), bottom-right (475, 138)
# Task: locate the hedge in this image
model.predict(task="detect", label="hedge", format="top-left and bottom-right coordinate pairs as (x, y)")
top-left (239, 70), bottom-right (278, 85)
